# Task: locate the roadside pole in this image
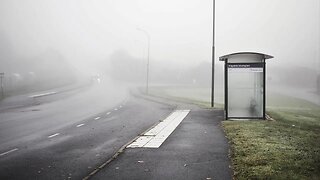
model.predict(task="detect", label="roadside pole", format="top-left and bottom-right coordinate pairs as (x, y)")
top-left (137, 28), bottom-right (151, 94)
top-left (211, 0), bottom-right (215, 107)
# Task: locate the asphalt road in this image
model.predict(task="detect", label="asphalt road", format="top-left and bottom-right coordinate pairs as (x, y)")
top-left (0, 83), bottom-right (174, 179)
top-left (92, 108), bottom-right (232, 180)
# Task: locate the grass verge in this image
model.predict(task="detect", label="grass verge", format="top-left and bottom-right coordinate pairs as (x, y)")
top-left (223, 106), bottom-right (320, 179)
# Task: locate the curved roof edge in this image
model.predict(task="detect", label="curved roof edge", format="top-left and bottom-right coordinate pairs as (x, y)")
top-left (219, 52), bottom-right (274, 61)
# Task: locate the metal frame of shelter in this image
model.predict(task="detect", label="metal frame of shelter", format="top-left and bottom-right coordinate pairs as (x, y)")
top-left (219, 52), bottom-right (273, 120)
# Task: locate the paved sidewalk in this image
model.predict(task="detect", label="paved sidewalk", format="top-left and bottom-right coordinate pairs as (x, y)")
top-left (92, 108), bottom-right (232, 180)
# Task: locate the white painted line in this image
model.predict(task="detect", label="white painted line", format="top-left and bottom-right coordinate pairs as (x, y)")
top-left (48, 133), bottom-right (60, 138)
top-left (127, 136), bottom-right (153, 148)
top-left (0, 148), bottom-right (19, 157)
top-left (127, 110), bottom-right (190, 149)
top-left (106, 112), bottom-right (111, 115)
top-left (76, 123), bottom-right (85, 127)
top-left (119, 105), bottom-right (122, 108)
top-left (94, 117), bottom-right (101, 120)
top-left (114, 108), bottom-right (118, 111)
top-left (144, 111), bottom-right (181, 136)
top-left (29, 91), bottom-right (57, 98)
top-left (144, 110), bottom-right (190, 148)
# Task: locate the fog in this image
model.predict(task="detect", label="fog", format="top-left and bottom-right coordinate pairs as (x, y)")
top-left (0, 0), bottom-right (319, 103)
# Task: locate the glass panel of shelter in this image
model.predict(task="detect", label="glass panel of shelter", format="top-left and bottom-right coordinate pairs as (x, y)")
top-left (228, 66), bottom-right (263, 118)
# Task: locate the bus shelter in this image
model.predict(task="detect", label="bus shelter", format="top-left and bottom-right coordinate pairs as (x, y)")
top-left (219, 52), bottom-right (273, 119)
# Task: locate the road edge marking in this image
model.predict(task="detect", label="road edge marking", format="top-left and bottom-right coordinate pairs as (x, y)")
top-left (48, 133), bottom-right (60, 138)
top-left (77, 124), bottom-right (85, 127)
top-left (0, 148), bottom-right (19, 157)
top-left (29, 91), bottom-right (57, 98)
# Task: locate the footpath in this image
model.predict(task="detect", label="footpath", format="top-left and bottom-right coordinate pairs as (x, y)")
top-left (90, 94), bottom-right (233, 180)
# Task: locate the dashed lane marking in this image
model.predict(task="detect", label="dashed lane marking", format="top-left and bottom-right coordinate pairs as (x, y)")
top-left (0, 148), bottom-right (19, 157)
top-left (76, 123), bottom-right (85, 127)
top-left (106, 112), bottom-right (111, 115)
top-left (94, 117), bottom-right (101, 120)
top-left (48, 133), bottom-right (60, 138)
top-left (114, 108), bottom-right (118, 111)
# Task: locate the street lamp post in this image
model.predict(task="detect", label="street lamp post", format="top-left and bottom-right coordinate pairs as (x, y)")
top-left (137, 28), bottom-right (150, 94)
top-left (211, 0), bottom-right (216, 107)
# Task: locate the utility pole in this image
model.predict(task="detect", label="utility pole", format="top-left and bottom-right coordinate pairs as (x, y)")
top-left (137, 28), bottom-right (151, 94)
top-left (0, 72), bottom-right (4, 99)
top-left (318, 0), bottom-right (320, 74)
top-left (211, 0), bottom-right (216, 107)
top-left (318, 0), bottom-right (320, 98)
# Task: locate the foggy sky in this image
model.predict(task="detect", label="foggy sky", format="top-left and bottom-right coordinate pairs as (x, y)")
top-left (0, 0), bottom-right (319, 72)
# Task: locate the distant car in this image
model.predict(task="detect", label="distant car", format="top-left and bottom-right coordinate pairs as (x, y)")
top-left (91, 74), bottom-right (101, 84)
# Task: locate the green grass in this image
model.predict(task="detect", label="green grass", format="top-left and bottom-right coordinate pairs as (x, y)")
top-left (149, 86), bottom-right (320, 179)
top-left (223, 108), bottom-right (320, 179)
top-left (223, 93), bottom-right (320, 179)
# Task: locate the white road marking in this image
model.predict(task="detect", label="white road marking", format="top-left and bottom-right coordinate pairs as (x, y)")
top-left (76, 123), bottom-right (85, 127)
top-left (106, 112), bottom-right (111, 115)
top-left (48, 133), bottom-right (60, 138)
top-left (119, 105), bottom-right (122, 108)
top-left (29, 91), bottom-right (57, 98)
top-left (127, 110), bottom-right (190, 149)
top-left (94, 117), bottom-right (101, 120)
top-left (127, 136), bottom-right (153, 148)
top-left (0, 148), bottom-right (19, 157)
top-left (114, 108), bottom-right (118, 111)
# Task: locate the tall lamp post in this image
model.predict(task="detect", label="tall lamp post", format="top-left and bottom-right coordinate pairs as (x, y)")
top-left (318, 0), bottom-right (320, 97)
top-left (211, 0), bottom-right (216, 107)
top-left (137, 28), bottom-right (151, 94)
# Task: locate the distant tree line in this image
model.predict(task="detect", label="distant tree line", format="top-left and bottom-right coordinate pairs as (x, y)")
top-left (0, 32), bottom-right (77, 97)
top-left (106, 49), bottom-right (224, 87)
